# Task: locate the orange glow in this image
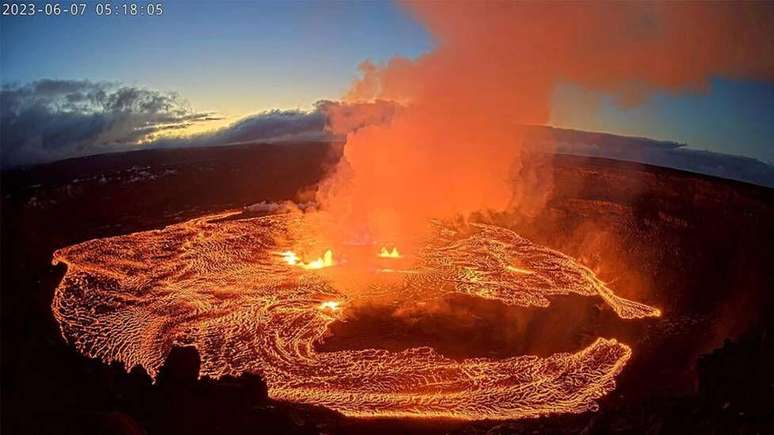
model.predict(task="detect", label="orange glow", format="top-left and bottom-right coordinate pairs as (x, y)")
top-left (377, 268), bottom-right (419, 274)
top-left (280, 250), bottom-right (299, 265)
top-left (319, 300), bottom-right (341, 311)
top-left (315, 2), bottom-right (774, 250)
top-left (506, 265), bottom-right (534, 275)
top-left (52, 212), bottom-right (660, 420)
top-left (281, 249), bottom-right (334, 270)
top-left (378, 247), bottom-right (400, 258)
top-left (41, 2), bottom-right (769, 422)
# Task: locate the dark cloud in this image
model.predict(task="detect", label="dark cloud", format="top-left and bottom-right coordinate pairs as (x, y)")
top-left (0, 81), bottom-right (399, 167)
top-left (154, 106), bottom-right (330, 150)
top-left (0, 80), bottom-right (217, 167)
top-left (151, 99), bottom-right (399, 149)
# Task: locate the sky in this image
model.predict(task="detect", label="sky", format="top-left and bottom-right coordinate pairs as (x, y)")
top-left (1, 1), bottom-right (432, 117)
top-left (551, 79), bottom-right (774, 163)
top-left (1, 0), bottom-right (772, 163)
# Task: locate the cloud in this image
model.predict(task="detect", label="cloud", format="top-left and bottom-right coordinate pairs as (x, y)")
top-left (150, 99), bottom-right (399, 149)
top-left (0, 81), bottom-right (400, 168)
top-left (0, 80), bottom-right (217, 167)
top-left (320, 99), bottom-right (399, 135)
top-left (2, 78), bottom-right (769, 189)
top-left (154, 106), bottom-right (329, 149)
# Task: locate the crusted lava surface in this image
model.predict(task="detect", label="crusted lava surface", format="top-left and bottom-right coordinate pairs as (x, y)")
top-left (2, 142), bottom-right (773, 434)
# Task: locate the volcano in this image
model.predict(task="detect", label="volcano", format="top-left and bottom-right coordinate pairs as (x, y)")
top-left (2, 140), bottom-right (773, 434)
top-left (50, 210), bottom-right (659, 420)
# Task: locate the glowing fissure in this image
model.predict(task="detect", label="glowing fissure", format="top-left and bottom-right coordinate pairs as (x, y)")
top-left (378, 247), bottom-right (400, 258)
top-left (281, 249), bottom-right (334, 270)
top-left (319, 300), bottom-right (341, 311)
top-left (506, 265), bottom-right (534, 275)
top-left (52, 211), bottom-right (659, 420)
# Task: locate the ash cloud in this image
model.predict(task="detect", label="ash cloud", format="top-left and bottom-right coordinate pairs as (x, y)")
top-left (0, 80), bottom-right (218, 167)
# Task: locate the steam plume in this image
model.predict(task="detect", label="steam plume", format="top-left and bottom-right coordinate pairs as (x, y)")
top-left (315, 1), bottom-right (774, 245)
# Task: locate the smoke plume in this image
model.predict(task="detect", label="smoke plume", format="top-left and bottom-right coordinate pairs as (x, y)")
top-left (314, 1), bottom-right (774, 246)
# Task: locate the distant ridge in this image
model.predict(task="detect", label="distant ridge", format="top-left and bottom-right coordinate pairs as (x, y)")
top-left (3, 127), bottom-right (772, 189)
top-left (524, 126), bottom-right (774, 188)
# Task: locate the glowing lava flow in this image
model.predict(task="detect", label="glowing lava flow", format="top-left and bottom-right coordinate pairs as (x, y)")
top-left (282, 249), bottom-right (334, 270)
top-left (51, 211), bottom-right (659, 420)
top-left (378, 247), bottom-right (401, 258)
top-left (319, 300), bottom-right (342, 311)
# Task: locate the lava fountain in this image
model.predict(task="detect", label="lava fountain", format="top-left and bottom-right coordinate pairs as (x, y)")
top-left (52, 210), bottom-right (659, 420)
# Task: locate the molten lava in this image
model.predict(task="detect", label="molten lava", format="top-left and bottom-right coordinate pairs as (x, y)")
top-left (282, 249), bottom-right (334, 270)
top-left (52, 211), bottom-right (659, 420)
top-left (378, 247), bottom-right (400, 258)
top-left (506, 265), bottom-right (534, 275)
top-left (319, 300), bottom-right (341, 312)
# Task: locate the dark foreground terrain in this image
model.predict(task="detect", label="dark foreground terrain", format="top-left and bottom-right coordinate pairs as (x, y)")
top-left (2, 142), bottom-right (773, 434)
